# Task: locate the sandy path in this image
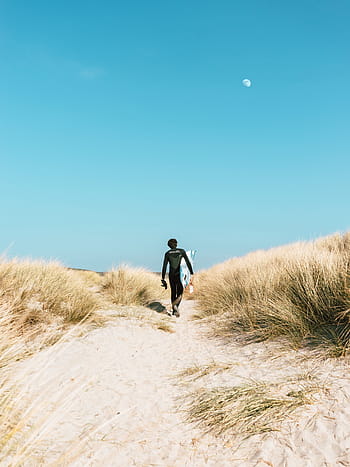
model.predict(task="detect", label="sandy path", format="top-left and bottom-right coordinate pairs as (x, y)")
top-left (7, 300), bottom-right (350, 466)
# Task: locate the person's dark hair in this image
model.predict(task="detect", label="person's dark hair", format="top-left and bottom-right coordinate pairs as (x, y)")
top-left (167, 238), bottom-right (178, 249)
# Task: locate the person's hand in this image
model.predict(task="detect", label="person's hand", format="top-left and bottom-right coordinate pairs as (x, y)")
top-left (161, 279), bottom-right (167, 290)
top-left (189, 276), bottom-right (194, 286)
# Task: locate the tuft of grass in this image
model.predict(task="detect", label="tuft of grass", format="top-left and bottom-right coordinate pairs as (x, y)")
top-left (195, 232), bottom-right (350, 355)
top-left (186, 376), bottom-right (321, 438)
top-left (102, 266), bottom-right (167, 307)
top-left (155, 321), bottom-right (175, 333)
top-left (178, 362), bottom-right (232, 381)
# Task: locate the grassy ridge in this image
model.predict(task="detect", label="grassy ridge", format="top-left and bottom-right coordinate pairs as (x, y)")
top-left (195, 232), bottom-right (350, 355)
top-left (0, 259), bottom-right (100, 323)
top-left (0, 260), bottom-right (169, 364)
top-left (0, 259), bottom-right (102, 462)
top-left (0, 259), bottom-right (101, 359)
top-left (0, 259), bottom-right (169, 463)
top-left (102, 265), bottom-right (167, 306)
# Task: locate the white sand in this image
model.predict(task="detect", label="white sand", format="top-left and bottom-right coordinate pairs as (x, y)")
top-left (6, 301), bottom-right (350, 466)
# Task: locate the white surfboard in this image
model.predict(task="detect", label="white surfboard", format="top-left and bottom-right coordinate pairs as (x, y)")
top-left (180, 250), bottom-right (196, 288)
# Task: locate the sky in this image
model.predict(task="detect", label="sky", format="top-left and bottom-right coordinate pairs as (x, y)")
top-left (1, 0), bottom-right (349, 272)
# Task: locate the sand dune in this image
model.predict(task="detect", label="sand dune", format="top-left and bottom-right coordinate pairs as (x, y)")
top-left (7, 301), bottom-right (350, 466)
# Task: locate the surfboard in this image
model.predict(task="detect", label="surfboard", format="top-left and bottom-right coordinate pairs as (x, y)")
top-left (180, 250), bottom-right (196, 288)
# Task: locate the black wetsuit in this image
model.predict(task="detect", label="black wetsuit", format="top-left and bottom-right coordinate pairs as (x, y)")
top-left (162, 248), bottom-right (194, 305)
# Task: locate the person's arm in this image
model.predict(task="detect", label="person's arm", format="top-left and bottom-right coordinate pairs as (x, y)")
top-left (182, 250), bottom-right (194, 275)
top-left (161, 252), bottom-right (169, 280)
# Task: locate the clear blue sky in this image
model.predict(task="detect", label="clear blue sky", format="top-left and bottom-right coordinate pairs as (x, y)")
top-left (1, 0), bottom-right (349, 271)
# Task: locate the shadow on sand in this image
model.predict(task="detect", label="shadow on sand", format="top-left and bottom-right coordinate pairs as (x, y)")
top-left (147, 302), bottom-right (167, 314)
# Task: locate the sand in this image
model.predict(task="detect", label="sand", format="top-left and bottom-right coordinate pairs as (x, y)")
top-left (5, 300), bottom-right (350, 466)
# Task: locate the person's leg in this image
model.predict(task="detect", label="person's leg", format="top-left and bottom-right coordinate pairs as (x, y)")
top-left (171, 274), bottom-right (184, 311)
top-left (169, 274), bottom-right (177, 307)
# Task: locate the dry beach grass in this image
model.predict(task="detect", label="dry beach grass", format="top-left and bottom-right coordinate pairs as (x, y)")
top-left (0, 258), bottom-right (105, 462)
top-left (194, 232), bottom-right (350, 356)
top-left (0, 259), bottom-right (102, 362)
top-left (185, 374), bottom-right (323, 438)
top-left (102, 265), bottom-right (168, 306)
top-left (0, 258), bottom-right (172, 463)
top-left (1, 235), bottom-right (350, 464)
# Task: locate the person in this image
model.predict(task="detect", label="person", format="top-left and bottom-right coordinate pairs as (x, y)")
top-left (161, 238), bottom-right (194, 317)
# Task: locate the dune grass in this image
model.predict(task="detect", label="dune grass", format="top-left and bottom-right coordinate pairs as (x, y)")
top-left (102, 265), bottom-right (167, 306)
top-left (0, 258), bottom-right (103, 462)
top-left (0, 258), bottom-right (103, 363)
top-left (0, 258), bottom-right (170, 359)
top-left (194, 232), bottom-right (350, 355)
top-left (0, 259), bottom-right (100, 327)
top-left (177, 362), bottom-right (232, 381)
top-left (101, 266), bottom-right (173, 331)
top-left (0, 258), bottom-right (170, 463)
top-left (186, 375), bottom-right (321, 438)
top-left (70, 269), bottom-right (104, 289)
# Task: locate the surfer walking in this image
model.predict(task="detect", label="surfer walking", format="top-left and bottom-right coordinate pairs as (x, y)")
top-left (161, 238), bottom-right (194, 317)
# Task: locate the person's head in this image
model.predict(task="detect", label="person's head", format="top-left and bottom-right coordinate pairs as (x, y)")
top-left (167, 238), bottom-right (178, 249)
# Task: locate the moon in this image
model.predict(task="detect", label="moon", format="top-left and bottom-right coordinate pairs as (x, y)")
top-left (242, 79), bottom-right (252, 88)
